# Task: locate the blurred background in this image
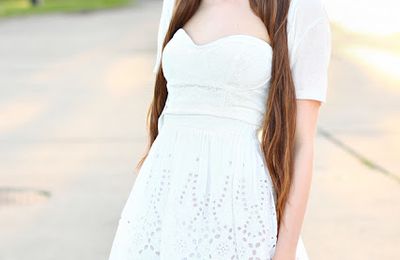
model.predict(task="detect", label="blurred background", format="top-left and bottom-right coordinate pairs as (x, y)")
top-left (0, 0), bottom-right (399, 259)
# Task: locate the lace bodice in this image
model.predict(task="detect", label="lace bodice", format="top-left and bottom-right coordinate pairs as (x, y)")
top-left (161, 28), bottom-right (272, 129)
top-left (154, 0), bottom-right (332, 132)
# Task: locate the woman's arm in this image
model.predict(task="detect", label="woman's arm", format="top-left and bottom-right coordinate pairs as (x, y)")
top-left (273, 99), bottom-right (321, 260)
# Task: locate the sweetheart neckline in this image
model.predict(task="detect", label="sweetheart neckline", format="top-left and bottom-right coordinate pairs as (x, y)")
top-left (177, 28), bottom-right (273, 51)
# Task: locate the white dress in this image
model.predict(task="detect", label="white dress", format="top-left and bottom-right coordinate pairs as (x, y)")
top-left (108, 0), bottom-right (331, 259)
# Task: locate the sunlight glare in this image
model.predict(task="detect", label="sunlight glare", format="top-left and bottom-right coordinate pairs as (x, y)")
top-left (325, 0), bottom-right (400, 36)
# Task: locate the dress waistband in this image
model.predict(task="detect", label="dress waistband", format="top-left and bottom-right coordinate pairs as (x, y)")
top-left (161, 114), bottom-right (260, 139)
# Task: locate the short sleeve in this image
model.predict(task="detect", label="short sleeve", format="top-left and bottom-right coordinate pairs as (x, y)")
top-left (287, 0), bottom-right (332, 104)
top-left (153, 0), bottom-right (175, 74)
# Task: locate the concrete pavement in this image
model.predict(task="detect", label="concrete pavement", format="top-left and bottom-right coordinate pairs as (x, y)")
top-left (0, 1), bottom-right (399, 259)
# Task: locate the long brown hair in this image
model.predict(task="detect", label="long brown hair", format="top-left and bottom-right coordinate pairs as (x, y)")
top-left (136, 0), bottom-right (296, 234)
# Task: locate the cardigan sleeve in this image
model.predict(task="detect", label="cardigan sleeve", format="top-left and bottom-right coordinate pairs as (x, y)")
top-left (287, 0), bottom-right (332, 104)
top-left (153, 0), bottom-right (175, 74)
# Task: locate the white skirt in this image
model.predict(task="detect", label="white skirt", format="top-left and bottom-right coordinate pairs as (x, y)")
top-left (108, 114), bottom-right (309, 260)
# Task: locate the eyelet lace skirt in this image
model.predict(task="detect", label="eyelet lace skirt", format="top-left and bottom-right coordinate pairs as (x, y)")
top-left (108, 114), bottom-right (309, 260)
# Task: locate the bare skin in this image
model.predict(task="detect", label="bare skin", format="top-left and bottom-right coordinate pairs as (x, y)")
top-left (272, 100), bottom-right (321, 260)
top-left (182, 1), bottom-right (322, 259)
top-left (182, 0), bottom-right (271, 46)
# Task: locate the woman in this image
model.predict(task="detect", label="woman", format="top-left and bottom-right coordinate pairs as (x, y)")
top-left (109, 0), bottom-right (331, 259)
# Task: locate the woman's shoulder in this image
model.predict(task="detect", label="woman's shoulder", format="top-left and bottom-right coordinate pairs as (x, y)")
top-left (289, 0), bottom-right (327, 13)
top-left (287, 0), bottom-right (330, 39)
top-left (287, 0), bottom-right (331, 65)
top-left (288, 0), bottom-right (329, 26)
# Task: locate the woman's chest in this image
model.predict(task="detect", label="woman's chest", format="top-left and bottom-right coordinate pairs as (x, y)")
top-left (162, 28), bottom-right (273, 90)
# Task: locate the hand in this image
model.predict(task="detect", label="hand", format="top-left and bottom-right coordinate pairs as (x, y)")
top-left (272, 250), bottom-right (296, 260)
